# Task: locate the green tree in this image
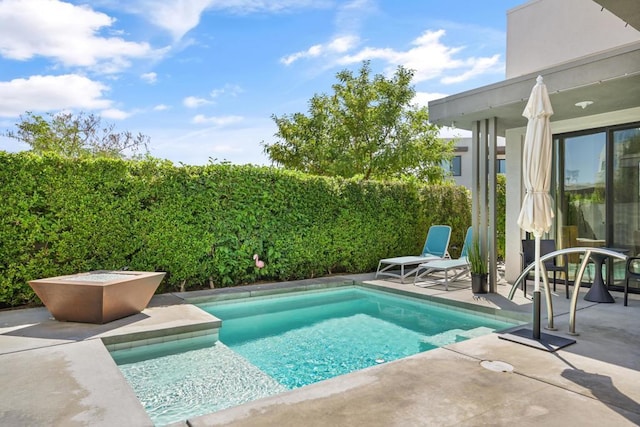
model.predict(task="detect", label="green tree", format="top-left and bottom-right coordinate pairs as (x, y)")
top-left (263, 61), bottom-right (453, 181)
top-left (4, 111), bottom-right (150, 159)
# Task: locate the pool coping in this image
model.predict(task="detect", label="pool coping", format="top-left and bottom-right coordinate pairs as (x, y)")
top-left (182, 278), bottom-right (530, 325)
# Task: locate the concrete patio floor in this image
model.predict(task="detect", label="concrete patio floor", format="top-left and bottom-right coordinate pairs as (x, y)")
top-left (1, 273), bottom-right (639, 426)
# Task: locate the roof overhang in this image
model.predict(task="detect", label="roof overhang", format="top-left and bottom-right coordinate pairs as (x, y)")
top-left (593, 0), bottom-right (640, 31)
top-left (428, 42), bottom-right (640, 135)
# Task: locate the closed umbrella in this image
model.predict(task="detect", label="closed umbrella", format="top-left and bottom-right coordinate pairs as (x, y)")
top-left (517, 75), bottom-right (554, 239)
top-left (518, 75), bottom-right (554, 341)
top-left (502, 76), bottom-right (574, 350)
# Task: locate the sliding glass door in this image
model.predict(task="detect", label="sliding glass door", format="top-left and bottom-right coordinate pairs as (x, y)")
top-left (612, 126), bottom-right (640, 291)
top-left (555, 123), bottom-right (640, 290)
top-left (563, 132), bottom-right (606, 244)
top-left (612, 127), bottom-right (640, 250)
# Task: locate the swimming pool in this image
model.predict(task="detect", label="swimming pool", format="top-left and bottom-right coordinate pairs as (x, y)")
top-left (111, 286), bottom-right (517, 425)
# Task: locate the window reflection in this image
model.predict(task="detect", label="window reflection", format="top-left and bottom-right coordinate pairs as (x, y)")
top-left (556, 124), bottom-right (640, 290)
top-left (613, 127), bottom-right (640, 253)
top-left (563, 132), bottom-right (606, 244)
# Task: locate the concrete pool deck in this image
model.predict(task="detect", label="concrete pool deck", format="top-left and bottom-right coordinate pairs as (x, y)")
top-left (1, 274), bottom-right (639, 426)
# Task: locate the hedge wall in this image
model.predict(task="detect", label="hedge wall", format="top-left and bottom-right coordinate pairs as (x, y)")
top-left (0, 152), bottom-right (477, 307)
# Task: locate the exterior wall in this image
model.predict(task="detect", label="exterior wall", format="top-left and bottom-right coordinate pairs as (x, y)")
top-left (448, 139), bottom-right (473, 189)
top-left (503, 0), bottom-right (640, 282)
top-left (504, 129), bottom-right (524, 283)
top-left (503, 106), bottom-right (640, 283)
top-left (506, 0), bottom-right (640, 78)
top-left (446, 138), bottom-right (505, 191)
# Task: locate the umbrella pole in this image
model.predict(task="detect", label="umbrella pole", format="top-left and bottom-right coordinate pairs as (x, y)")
top-left (499, 232), bottom-right (576, 351)
top-left (533, 234), bottom-right (541, 339)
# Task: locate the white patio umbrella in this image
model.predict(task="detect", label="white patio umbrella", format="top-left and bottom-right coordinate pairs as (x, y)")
top-left (517, 75), bottom-right (554, 340)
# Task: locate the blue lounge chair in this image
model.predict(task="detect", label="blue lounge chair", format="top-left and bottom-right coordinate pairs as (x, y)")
top-left (413, 227), bottom-right (473, 291)
top-left (375, 225), bottom-right (452, 283)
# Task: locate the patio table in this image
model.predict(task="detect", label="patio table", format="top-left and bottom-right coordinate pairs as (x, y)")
top-left (583, 248), bottom-right (628, 303)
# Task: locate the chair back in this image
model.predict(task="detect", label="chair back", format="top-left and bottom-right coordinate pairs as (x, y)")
top-left (521, 239), bottom-right (557, 268)
top-left (421, 225), bottom-right (451, 258)
top-left (458, 227), bottom-right (474, 260)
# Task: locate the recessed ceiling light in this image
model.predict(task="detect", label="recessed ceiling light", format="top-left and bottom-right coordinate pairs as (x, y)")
top-left (575, 101), bottom-right (594, 109)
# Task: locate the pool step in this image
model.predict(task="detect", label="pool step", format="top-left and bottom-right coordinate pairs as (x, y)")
top-left (113, 340), bottom-right (287, 425)
top-left (420, 326), bottom-right (495, 347)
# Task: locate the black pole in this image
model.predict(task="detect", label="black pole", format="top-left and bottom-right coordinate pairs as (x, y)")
top-left (533, 290), bottom-right (541, 339)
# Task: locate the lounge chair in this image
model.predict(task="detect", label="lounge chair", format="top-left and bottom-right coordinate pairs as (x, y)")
top-left (413, 227), bottom-right (473, 291)
top-left (375, 225), bottom-right (451, 283)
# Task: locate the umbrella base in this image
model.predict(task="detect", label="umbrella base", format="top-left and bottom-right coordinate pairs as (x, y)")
top-left (499, 328), bottom-right (576, 352)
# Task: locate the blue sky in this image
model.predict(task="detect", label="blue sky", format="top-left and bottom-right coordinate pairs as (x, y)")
top-left (0, 0), bottom-right (523, 165)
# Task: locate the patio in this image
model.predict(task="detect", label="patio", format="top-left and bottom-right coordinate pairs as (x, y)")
top-left (1, 273), bottom-right (639, 426)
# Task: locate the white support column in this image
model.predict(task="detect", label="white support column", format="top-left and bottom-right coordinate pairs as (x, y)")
top-left (505, 128), bottom-right (525, 283)
top-left (479, 119), bottom-right (488, 277)
top-left (471, 121), bottom-right (480, 240)
top-left (488, 117), bottom-right (498, 292)
top-left (471, 118), bottom-right (499, 293)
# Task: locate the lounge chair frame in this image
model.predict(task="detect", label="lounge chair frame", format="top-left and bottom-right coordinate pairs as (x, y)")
top-left (414, 227), bottom-right (473, 291)
top-left (375, 225), bottom-right (451, 284)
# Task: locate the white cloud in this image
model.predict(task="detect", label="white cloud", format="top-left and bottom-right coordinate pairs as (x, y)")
top-left (281, 35), bottom-right (359, 65)
top-left (140, 72), bottom-right (158, 84)
top-left (183, 96), bottom-right (211, 108)
top-left (334, 0), bottom-right (375, 34)
top-left (440, 55), bottom-right (501, 84)
top-left (0, 0), bottom-right (158, 73)
top-left (413, 92), bottom-right (449, 107)
top-left (184, 86), bottom-right (242, 109)
top-left (210, 84), bottom-right (243, 99)
top-left (101, 108), bottom-right (131, 119)
top-left (281, 45), bottom-right (322, 66)
top-left (134, 0), bottom-right (330, 41)
top-left (192, 114), bottom-right (243, 125)
top-left (335, 29), bottom-right (501, 85)
top-left (139, 0), bottom-right (214, 41)
top-left (328, 35), bottom-right (359, 53)
top-left (153, 104), bottom-right (170, 111)
top-left (0, 74), bottom-right (111, 117)
top-left (279, 0), bottom-right (370, 66)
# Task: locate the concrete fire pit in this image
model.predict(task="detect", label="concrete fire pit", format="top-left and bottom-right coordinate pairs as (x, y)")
top-left (29, 271), bottom-right (165, 324)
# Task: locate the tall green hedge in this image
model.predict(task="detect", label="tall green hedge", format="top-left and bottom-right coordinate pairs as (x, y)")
top-left (0, 152), bottom-right (478, 307)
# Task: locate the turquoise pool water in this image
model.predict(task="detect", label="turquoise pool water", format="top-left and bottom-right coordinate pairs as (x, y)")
top-left (202, 287), bottom-right (514, 388)
top-left (112, 286), bottom-right (516, 425)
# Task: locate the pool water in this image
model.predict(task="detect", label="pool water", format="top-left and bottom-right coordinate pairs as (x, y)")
top-left (112, 337), bottom-right (287, 425)
top-left (111, 286), bottom-right (516, 425)
top-left (204, 287), bottom-right (513, 388)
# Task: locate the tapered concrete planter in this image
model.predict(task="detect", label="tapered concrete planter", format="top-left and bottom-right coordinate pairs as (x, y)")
top-left (29, 271), bottom-right (165, 324)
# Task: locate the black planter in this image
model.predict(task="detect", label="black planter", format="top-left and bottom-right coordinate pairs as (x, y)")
top-left (471, 273), bottom-right (487, 294)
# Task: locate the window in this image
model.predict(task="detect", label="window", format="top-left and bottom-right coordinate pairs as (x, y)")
top-left (496, 159), bottom-right (506, 174)
top-left (450, 156), bottom-right (462, 176)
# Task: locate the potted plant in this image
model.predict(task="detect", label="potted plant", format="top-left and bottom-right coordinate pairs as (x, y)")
top-left (467, 237), bottom-right (488, 294)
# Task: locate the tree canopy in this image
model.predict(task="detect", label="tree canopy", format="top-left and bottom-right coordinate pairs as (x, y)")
top-left (4, 111), bottom-right (150, 159)
top-left (263, 61), bottom-right (453, 181)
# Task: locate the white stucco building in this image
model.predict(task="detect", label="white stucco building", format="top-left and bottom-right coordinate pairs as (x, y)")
top-left (445, 138), bottom-right (506, 190)
top-left (429, 0), bottom-right (640, 294)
